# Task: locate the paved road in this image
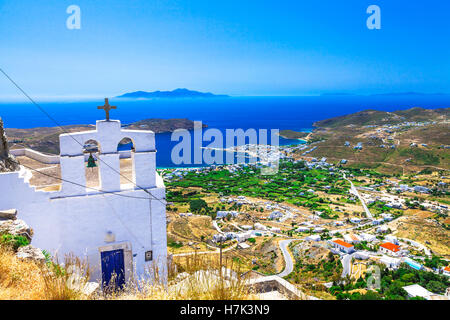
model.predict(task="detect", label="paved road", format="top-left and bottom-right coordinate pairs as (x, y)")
top-left (212, 220), bottom-right (223, 233)
top-left (343, 173), bottom-right (373, 219)
top-left (277, 239), bottom-right (299, 277)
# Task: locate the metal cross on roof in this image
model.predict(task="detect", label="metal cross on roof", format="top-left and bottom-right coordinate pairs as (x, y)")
top-left (97, 98), bottom-right (117, 121)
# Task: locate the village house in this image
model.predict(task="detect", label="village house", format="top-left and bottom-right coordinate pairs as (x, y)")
top-left (376, 225), bottom-right (389, 233)
top-left (344, 234), bottom-right (361, 243)
top-left (269, 210), bottom-right (284, 220)
top-left (385, 235), bottom-right (399, 245)
top-left (216, 210), bottom-right (239, 219)
top-left (379, 242), bottom-right (401, 256)
top-left (372, 218), bottom-right (384, 225)
top-left (305, 235), bottom-right (321, 241)
top-left (236, 231), bottom-right (253, 242)
top-left (380, 213), bottom-right (393, 221)
top-left (442, 266), bottom-right (450, 277)
top-left (402, 284), bottom-right (435, 300)
top-left (213, 234), bottom-right (227, 243)
top-left (350, 217), bottom-right (361, 224)
top-left (379, 256), bottom-right (401, 269)
top-left (359, 233), bottom-right (377, 242)
top-left (296, 226), bottom-right (309, 233)
top-left (254, 223), bottom-right (267, 231)
top-left (331, 239), bottom-right (355, 254)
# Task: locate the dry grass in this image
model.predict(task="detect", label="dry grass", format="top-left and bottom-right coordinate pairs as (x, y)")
top-left (40, 253), bottom-right (92, 300)
top-left (0, 245), bottom-right (46, 299)
top-left (389, 211), bottom-right (450, 258)
top-left (1, 245), bottom-right (257, 300)
top-left (0, 245), bottom-right (91, 300)
top-left (103, 253), bottom-right (257, 300)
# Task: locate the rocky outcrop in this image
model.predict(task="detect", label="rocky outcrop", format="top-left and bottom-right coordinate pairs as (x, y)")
top-left (0, 217), bottom-right (33, 241)
top-left (16, 245), bottom-right (46, 263)
top-left (0, 117), bottom-right (20, 172)
top-left (0, 208), bottom-right (44, 263)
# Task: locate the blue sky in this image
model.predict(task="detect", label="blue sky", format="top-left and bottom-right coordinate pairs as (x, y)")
top-left (0, 0), bottom-right (449, 99)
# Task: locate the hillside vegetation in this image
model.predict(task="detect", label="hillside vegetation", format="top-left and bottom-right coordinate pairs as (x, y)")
top-left (313, 107), bottom-right (449, 128)
top-left (301, 107), bottom-right (450, 174)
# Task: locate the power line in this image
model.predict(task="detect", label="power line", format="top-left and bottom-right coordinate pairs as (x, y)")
top-left (1, 156), bottom-right (151, 249)
top-left (0, 154), bottom-right (161, 200)
top-left (0, 67), bottom-right (166, 206)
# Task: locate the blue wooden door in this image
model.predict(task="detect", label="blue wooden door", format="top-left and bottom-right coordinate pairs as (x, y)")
top-left (101, 249), bottom-right (125, 290)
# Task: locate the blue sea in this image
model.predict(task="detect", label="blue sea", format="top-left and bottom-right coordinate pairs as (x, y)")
top-left (1, 95), bottom-right (449, 167)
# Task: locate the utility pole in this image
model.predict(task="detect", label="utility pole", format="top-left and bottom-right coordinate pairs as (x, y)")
top-left (219, 238), bottom-right (223, 278)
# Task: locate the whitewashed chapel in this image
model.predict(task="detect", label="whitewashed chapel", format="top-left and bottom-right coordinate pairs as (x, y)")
top-left (0, 99), bottom-right (167, 287)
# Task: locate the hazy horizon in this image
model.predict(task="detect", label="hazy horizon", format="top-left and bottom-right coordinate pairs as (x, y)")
top-left (1, 90), bottom-right (450, 104)
top-left (1, 1), bottom-right (449, 100)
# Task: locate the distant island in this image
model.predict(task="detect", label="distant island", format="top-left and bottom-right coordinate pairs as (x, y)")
top-left (321, 92), bottom-right (448, 97)
top-left (117, 88), bottom-right (229, 99)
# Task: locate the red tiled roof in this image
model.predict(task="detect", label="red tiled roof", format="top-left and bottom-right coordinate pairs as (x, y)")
top-left (333, 239), bottom-right (354, 248)
top-left (444, 266), bottom-right (450, 272)
top-left (380, 242), bottom-right (400, 252)
top-left (351, 234), bottom-right (360, 241)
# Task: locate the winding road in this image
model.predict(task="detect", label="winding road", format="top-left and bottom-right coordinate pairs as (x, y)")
top-left (277, 239), bottom-right (300, 277)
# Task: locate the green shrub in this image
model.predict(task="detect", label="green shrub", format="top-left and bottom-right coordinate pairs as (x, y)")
top-left (0, 233), bottom-right (30, 251)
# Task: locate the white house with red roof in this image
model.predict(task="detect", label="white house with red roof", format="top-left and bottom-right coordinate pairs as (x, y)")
top-left (343, 234), bottom-right (361, 243)
top-left (332, 239), bottom-right (355, 254)
top-left (379, 242), bottom-right (401, 256)
top-left (443, 266), bottom-right (450, 277)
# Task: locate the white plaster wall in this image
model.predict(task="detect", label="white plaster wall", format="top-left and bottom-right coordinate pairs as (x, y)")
top-left (60, 155), bottom-right (87, 196)
top-left (0, 170), bottom-right (167, 282)
top-left (0, 119), bottom-right (167, 282)
top-left (10, 148), bottom-right (59, 164)
top-left (0, 170), bottom-right (47, 212)
top-left (133, 152), bottom-right (156, 189)
top-left (59, 120), bottom-right (155, 157)
top-left (9, 149), bottom-right (134, 164)
top-left (121, 129), bottom-right (156, 153)
top-left (98, 153), bottom-right (121, 192)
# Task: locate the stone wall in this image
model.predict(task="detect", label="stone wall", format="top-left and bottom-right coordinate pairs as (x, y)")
top-left (10, 148), bottom-right (60, 164)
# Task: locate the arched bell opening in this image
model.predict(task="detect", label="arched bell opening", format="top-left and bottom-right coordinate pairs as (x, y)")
top-left (83, 139), bottom-right (101, 190)
top-left (117, 137), bottom-right (136, 187)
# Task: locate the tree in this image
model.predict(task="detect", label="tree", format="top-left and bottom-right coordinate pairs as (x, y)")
top-left (357, 290), bottom-right (383, 300)
top-left (189, 199), bottom-right (208, 213)
top-left (426, 280), bottom-right (447, 294)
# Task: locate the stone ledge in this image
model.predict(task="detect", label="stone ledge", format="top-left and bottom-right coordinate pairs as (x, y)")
top-left (247, 275), bottom-right (320, 300)
top-left (0, 208), bottom-right (17, 220)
